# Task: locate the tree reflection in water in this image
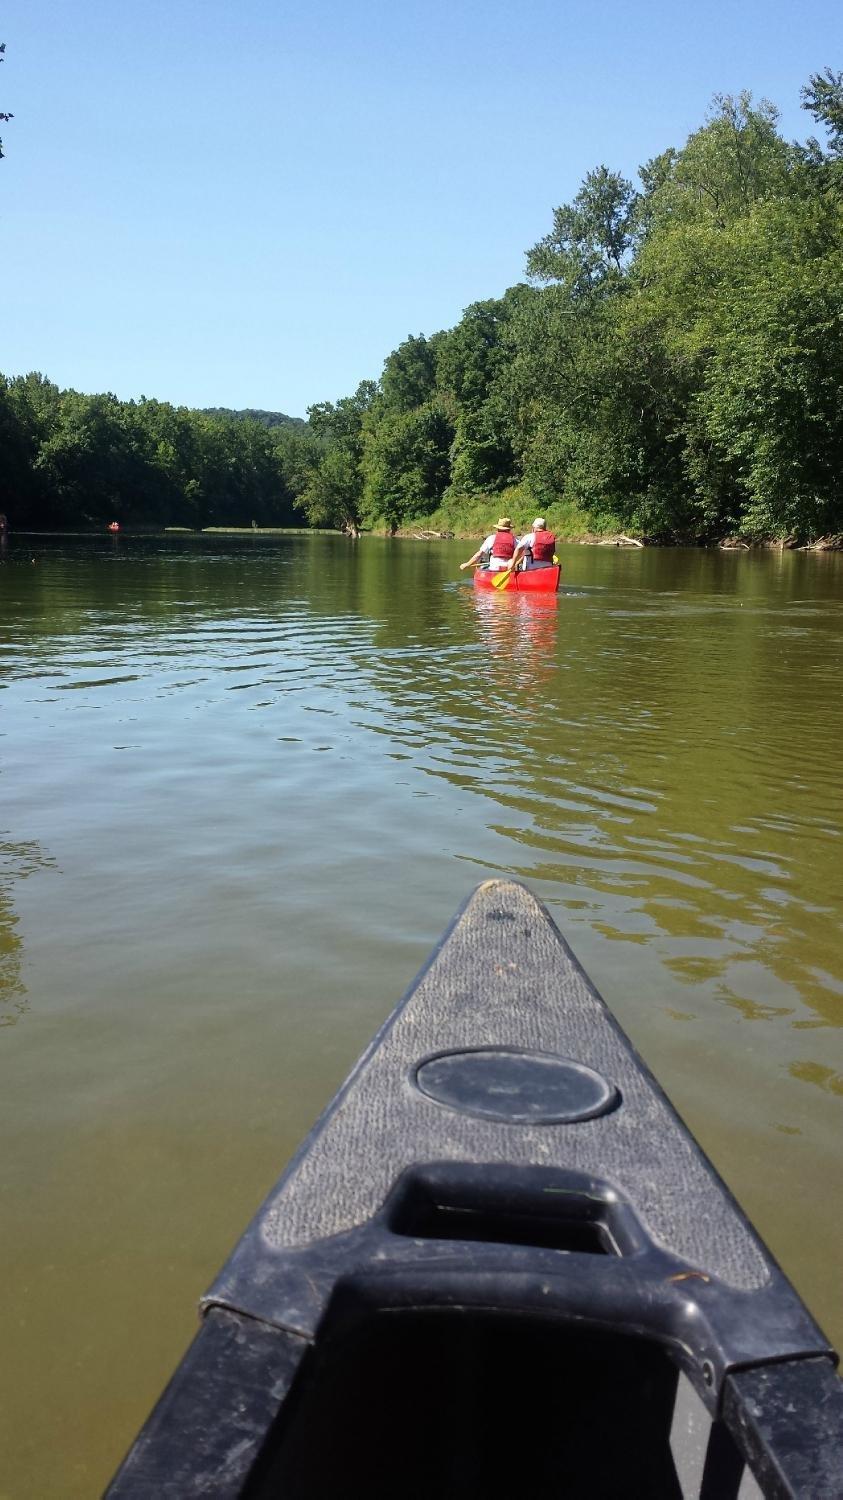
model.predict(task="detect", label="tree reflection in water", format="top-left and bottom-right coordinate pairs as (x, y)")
top-left (0, 838), bottom-right (57, 1026)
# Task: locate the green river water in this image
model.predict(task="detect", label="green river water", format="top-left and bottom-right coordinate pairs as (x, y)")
top-left (1, 532), bottom-right (841, 1496)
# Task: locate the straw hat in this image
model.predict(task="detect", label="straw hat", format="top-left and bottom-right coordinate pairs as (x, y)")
top-left (495, 517), bottom-right (513, 529)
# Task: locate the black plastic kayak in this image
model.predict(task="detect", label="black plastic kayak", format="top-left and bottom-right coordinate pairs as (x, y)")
top-left (106, 881), bottom-right (843, 1499)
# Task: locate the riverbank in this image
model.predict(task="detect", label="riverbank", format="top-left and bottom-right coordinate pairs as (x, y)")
top-left (393, 486), bottom-right (843, 549)
top-left (392, 526), bottom-right (843, 552)
top-left (196, 526), bottom-right (340, 536)
top-left (11, 523), bottom-right (843, 551)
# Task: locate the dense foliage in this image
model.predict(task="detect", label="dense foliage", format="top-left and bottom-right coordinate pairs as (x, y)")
top-left (200, 408), bottom-right (307, 430)
top-left (0, 378), bottom-right (306, 529)
top-left (291, 73), bottom-right (843, 543)
top-left (3, 73), bottom-right (842, 540)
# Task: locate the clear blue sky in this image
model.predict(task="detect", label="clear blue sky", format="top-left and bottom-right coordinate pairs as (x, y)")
top-left (2, 0), bottom-right (839, 417)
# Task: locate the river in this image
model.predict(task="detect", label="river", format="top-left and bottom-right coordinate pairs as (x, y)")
top-left (1, 532), bottom-right (841, 1496)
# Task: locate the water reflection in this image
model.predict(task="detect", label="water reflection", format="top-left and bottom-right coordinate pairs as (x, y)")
top-left (1, 533), bottom-right (841, 1497)
top-left (789, 1060), bottom-right (843, 1096)
top-left (0, 838), bottom-right (57, 1024)
top-left (3, 535), bottom-right (841, 1050)
top-left (357, 558), bottom-right (843, 1043)
top-left (0, 528), bottom-right (840, 1089)
top-left (467, 590), bottom-right (560, 693)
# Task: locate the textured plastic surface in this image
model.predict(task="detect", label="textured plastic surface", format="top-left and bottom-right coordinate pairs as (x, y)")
top-left (106, 881), bottom-right (841, 1498)
top-left (202, 880), bottom-right (832, 1407)
top-left (218, 882), bottom-right (769, 1278)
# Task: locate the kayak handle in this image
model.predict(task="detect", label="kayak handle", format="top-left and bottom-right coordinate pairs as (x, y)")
top-left (204, 1162), bottom-right (835, 1419)
top-left (384, 1161), bottom-right (644, 1258)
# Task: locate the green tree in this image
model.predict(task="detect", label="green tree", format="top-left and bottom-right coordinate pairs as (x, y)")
top-left (526, 166), bottom-right (638, 295)
top-left (436, 297), bottom-right (512, 408)
top-left (362, 403), bottom-right (453, 532)
top-left (801, 67), bottom-right (843, 159)
top-left (434, 292), bottom-right (525, 494)
top-left (0, 378), bottom-right (303, 531)
top-left (300, 444), bottom-right (364, 530)
top-left (271, 423), bottom-right (323, 511)
top-left (300, 381), bottom-right (376, 531)
top-left (639, 93), bottom-right (791, 235)
top-left (693, 194), bottom-right (843, 537)
top-left (32, 392), bottom-right (138, 524)
top-left (0, 384), bottom-right (32, 514)
top-left (380, 335), bottom-right (439, 412)
top-left (508, 88), bottom-right (838, 541)
top-left (619, 91), bottom-right (841, 536)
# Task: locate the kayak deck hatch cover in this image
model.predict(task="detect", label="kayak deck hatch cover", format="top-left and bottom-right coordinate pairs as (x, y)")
top-left (473, 564), bottom-right (561, 592)
top-left (106, 881), bottom-right (842, 1499)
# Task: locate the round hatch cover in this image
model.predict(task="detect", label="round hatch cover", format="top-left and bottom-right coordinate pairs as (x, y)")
top-left (414, 1047), bottom-right (619, 1124)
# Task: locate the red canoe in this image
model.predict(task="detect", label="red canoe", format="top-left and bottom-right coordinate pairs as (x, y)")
top-left (473, 565), bottom-right (561, 593)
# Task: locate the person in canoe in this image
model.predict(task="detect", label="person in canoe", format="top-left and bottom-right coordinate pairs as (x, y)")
top-left (459, 517), bottom-right (517, 573)
top-left (505, 517), bottom-right (557, 574)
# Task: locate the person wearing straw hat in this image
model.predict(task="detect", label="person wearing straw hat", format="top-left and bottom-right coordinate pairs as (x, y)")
top-left (507, 517), bottom-right (557, 573)
top-left (459, 517), bottom-right (517, 573)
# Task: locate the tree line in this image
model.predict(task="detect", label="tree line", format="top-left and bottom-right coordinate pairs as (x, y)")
top-left (0, 378), bottom-right (309, 530)
top-left (297, 73), bottom-right (843, 543)
top-left (2, 72), bottom-right (842, 541)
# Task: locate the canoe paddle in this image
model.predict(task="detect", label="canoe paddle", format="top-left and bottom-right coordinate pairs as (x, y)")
top-left (491, 568), bottom-right (515, 590)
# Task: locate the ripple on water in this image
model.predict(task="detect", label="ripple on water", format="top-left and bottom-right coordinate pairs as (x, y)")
top-left (1, 534), bottom-right (842, 1497)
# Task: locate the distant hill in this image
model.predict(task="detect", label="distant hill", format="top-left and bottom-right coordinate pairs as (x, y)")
top-left (200, 407), bottom-right (307, 430)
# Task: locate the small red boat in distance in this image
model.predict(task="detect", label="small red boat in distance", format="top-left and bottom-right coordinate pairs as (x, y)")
top-left (473, 564), bottom-right (561, 593)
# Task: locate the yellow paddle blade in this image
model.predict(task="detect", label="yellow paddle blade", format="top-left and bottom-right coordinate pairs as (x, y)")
top-left (491, 569), bottom-right (514, 590)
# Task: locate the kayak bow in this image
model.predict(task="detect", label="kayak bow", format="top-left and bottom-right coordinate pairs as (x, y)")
top-left (107, 881), bottom-right (842, 1499)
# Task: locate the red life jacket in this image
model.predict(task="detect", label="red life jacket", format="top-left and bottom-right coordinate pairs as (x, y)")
top-left (532, 530), bottom-right (555, 562)
top-left (490, 530), bottom-right (515, 560)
